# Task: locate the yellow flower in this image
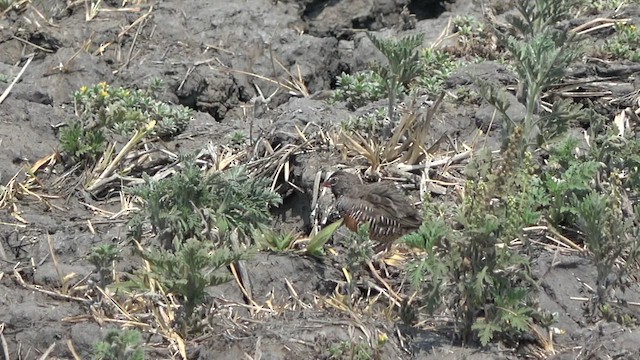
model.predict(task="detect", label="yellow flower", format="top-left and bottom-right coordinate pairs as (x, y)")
top-left (99, 81), bottom-right (108, 89)
top-left (101, 90), bottom-right (109, 97)
top-left (377, 332), bottom-right (388, 345)
top-left (80, 85), bottom-right (87, 93)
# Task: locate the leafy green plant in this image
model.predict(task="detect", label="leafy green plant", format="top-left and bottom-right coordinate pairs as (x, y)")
top-left (128, 160), bottom-right (282, 250)
top-left (73, 81), bottom-right (193, 138)
top-left (142, 238), bottom-right (244, 322)
top-left (305, 219), bottom-right (343, 258)
top-left (59, 121), bottom-right (106, 163)
top-left (449, 15), bottom-right (499, 59)
top-left (407, 135), bottom-right (546, 346)
top-left (475, 0), bottom-right (585, 156)
top-left (88, 244), bottom-right (121, 289)
top-left (92, 328), bottom-right (144, 360)
top-left (334, 71), bottom-right (387, 109)
top-left (61, 81), bottom-right (192, 164)
top-left (128, 160), bottom-right (280, 332)
top-left (539, 110), bottom-right (640, 322)
top-left (328, 334), bottom-right (386, 360)
top-left (602, 23), bottom-right (640, 62)
top-left (541, 136), bottom-right (601, 225)
top-left (340, 108), bottom-right (387, 137)
top-left (368, 33), bottom-right (424, 122)
top-left (254, 228), bottom-right (298, 251)
top-left (417, 48), bottom-right (459, 96)
top-left (573, 178), bottom-right (640, 311)
top-left (230, 131), bottom-right (247, 146)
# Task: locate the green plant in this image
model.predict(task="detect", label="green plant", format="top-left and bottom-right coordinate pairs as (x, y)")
top-left (578, 0), bottom-right (633, 14)
top-left (73, 81), bottom-right (193, 138)
top-left (305, 219), bottom-right (343, 258)
top-left (539, 109), bottom-right (640, 322)
top-left (541, 136), bottom-right (601, 225)
top-left (88, 244), bottom-right (121, 289)
top-left (342, 223), bottom-right (376, 273)
top-left (602, 23), bottom-right (640, 62)
top-left (128, 160), bottom-right (280, 332)
top-left (417, 48), bottom-right (459, 96)
top-left (59, 121), bottom-right (106, 163)
top-left (407, 136), bottom-right (546, 346)
top-left (142, 237), bottom-right (244, 322)
top-left (334, 71), bottom-right (387, 109)
top-left (368, 33), bottom-right (424, 122)
top-left (0, 0), bottom-right (16, 11)
top-left (92, 328), bottom-right (144, 360)
top-left (255, 228), bottom-right (298, 251)
top-left (328, 335), bottom-right (386, 360)
top-left (475, 0), bottom-right (585, 157)
top-left (573, 179), bottom-right (640, 309)
top-left (230, 131), bottom-right (247, 146)
top-left (447, 15), bottom-right (500, 60)
top-left (128, 160), bottom-right (282, 249)
top-left (340, 108), bottom-right (388, 138)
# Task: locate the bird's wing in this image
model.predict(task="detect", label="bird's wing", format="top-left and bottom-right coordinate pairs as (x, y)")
top-left (361, 184), bottom-right (423, 228)
top-left (335, 184), bottom-right (422, 232)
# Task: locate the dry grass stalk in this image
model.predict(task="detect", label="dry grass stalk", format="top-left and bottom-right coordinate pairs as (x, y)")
top-left (0, 54), bottom-right (33, 105)
top-left (87, 120), bottom-right (156, 193)
top-left (337, 93), bottom-right (446, 176)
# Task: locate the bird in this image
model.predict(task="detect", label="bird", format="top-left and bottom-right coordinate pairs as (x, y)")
top-left (323, 170), bottom-right (423, 250)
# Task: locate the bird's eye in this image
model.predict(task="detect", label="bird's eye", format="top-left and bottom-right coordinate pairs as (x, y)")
top-left (330, 177), bottom-right (338, 185)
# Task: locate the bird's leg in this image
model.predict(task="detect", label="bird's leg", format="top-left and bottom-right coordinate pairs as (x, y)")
top-left (372, 242), bottom-right (394, 277)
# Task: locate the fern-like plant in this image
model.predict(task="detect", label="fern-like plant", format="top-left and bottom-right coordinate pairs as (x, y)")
top-left (407, 136), bottom-right (547, 346)
top-left (128, 159), bottom-right (282, 249)
top-left (127, 159), bottom-right (281, 332)
top-left (368, 32), bottom-right (424, 122)
top-left (142, 238), bottom-right (244, 323)
top-left (475, 0), bottom-right (585, 157)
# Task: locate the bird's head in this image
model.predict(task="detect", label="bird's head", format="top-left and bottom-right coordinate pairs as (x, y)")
top-left (322, 170), bottom-right (360, 197)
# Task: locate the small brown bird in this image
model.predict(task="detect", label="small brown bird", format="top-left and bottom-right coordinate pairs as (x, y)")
top-left (323, 170), bottom-right (422, 250)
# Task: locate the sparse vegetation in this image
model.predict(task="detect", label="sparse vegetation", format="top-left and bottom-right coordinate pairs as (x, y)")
top-left (126, 159), bottom-right (281, 333)
top-left (449, 15), bottom-right (499, 59)
top-left (88, 244), bottom-right (121, 289)
top-left (602, 22), bottom-right (640, 62)
top-left (60, 81), bottom-right (193, 164)
top-left (141, 237), bottom-right (244, 324)
top-left (476, 0), bottom-right (585, 153)
top-left (4, 0), bottom-right (640, 358)
top-left (92, 329), bottom-right (145, 360)
top-left (403, 0), bottom-right (637, 347)
top-left (368, 32), bottom-right (424, 122)
top-left (340, 108), bottom-right (387, 137)
top-left (406, 140), bottom-right (546, 345)
top-left (417, 48), bottom-right (459, 96)
top-left (73, 81), bottom-right (192, 138)
top-left (334, 70), bottom-right (387, 109)
top-left (328, 333), bottom-right (386, 360)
